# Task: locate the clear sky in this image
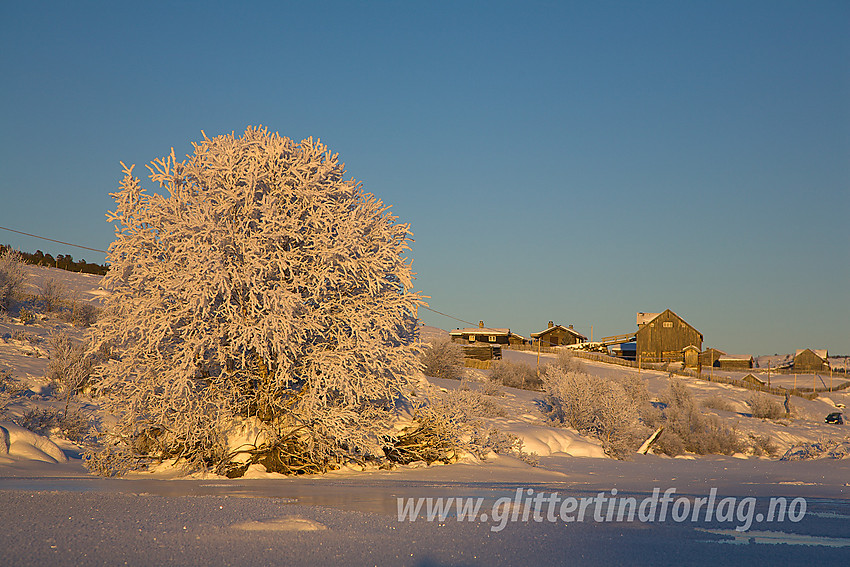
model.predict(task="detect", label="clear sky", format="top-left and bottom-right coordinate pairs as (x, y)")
top-left (1, 1), bottom-right (848, 355)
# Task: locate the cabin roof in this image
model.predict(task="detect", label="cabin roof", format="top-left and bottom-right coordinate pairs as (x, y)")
top-left (450, 328), bottom-right (511, 336)
top-left (530, 324), bottom-right (588, 341)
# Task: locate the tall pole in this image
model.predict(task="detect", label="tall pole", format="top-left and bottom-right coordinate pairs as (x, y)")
top-left (536, 336), bottom-right (541, 375)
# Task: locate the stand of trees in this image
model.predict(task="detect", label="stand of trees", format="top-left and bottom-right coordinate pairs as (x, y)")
top-left (0, 245), bottom-right (108, 275)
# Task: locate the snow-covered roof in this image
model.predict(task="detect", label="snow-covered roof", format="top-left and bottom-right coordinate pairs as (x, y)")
top-left (717, 354), bottom-right (753, 361)
top-left (636, 312), bottom-right (661, 326)
top-left (795, 349), bottom-right (828, 360)
top-left (450, 327), bottom-right (512, 336)
top-left (530, 324), bottom-right (587, 340)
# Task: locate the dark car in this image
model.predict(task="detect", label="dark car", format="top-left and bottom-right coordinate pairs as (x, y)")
top-left (825, 412), bottom-right (844, 425)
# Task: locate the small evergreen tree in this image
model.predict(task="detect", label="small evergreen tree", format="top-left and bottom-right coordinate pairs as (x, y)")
top-left (88, 126), bottom-right (427, 475)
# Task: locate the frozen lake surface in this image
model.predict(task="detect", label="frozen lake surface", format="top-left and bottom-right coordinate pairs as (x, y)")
top-left (2, 454), bottom-right (849, 566)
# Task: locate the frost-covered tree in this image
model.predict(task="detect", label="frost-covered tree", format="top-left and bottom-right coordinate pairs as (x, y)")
top-left (88, 126), bottom-right (427, 475)
top-left (0, 247), bottom-right (27, 312)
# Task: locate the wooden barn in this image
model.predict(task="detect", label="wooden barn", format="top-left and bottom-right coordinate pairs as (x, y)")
top-left (635, 310), bottom-right (703, 364)
top-left (700, 348), bottom-right (726, 368)
top-left (717, 354), bottom-right (754, 370)
top-left (450, 321), bottom-right (528, 346)
top-left (531, 321), bottom-right (588, 347)
top-left (793, 349), bottom-right (830, 372)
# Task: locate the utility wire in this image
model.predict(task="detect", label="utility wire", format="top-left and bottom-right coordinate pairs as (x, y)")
top-left (0, 225), bottom-right (108, 254)
top-left (419, 305), bottom-right (479, 328)
top-left (1, 223), bottom-right (523, 337)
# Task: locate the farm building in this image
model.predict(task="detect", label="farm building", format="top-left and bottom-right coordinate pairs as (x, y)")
top-left (635, 310), bottom-right (703, 364)
top-left (717, 354), bottom-right (754, 370)
top-left (682, 345), bottom-right (700, 369)
top-left (450, 321), bottom-right (528, 346)
top-left (793, 349), bottom-right (830, 372)
top-left (700, 348), bottom-right (726, 368)
top-left (530, 322), bottom-right (588, 347)
top-left (742, 374), bottom-right (766, 387)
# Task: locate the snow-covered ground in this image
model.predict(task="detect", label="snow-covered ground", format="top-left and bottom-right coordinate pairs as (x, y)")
top-left (2, 266), bottom-right (849, 564)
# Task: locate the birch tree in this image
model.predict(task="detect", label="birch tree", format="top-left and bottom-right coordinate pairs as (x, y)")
top-left (88, 126), bottom-right (427, 475)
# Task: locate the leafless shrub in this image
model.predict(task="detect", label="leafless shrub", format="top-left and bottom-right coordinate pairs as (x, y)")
top-left (542, 366), bottom-right (648, 459)
top-left (491, 359), bottom-right (542, 391)
top-left (47, 331), bottom-right (93, 415)
top-left (0, 370), bottom-right (28, 416)
top-left (652, 380), bottom-right (744, 456)
top-left (748, 433), bottom-right (778, 457)
top-left (472, 379), bottom-right (505, 397)
top-left (59, 300), bottom-right (98, 328)
top-left (748, 392), bottom-right (785, 419)
top-left (419, 337), bottom-right (464, 380)
top-left (553, 349), bottom-right (586, 374)
top-left (17, 407), bottom-right (60, 436)
top-left (38, 277), bottom-right (67, 312)
top-left (702, 395), bottom-right (734, 412)
top-left (18, 307), bottom-right (35, 324)
top-left (472, 427), bottom-right (539, 466)
top-left (0, 248), bottom-right (27, 312)
top-left (83, 444), bottom-right (139, 477)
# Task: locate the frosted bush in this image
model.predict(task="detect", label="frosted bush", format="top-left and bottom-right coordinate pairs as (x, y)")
top-left (542, 366), bottom-right (645, 458)
top-left (653, 380), bottom-right (744, 456)
top-left (491, 359), bottom-right (541, 391)
top-left (702, 395), bottom-right (734, 412)
top-left (47, 331), bottom-right (92, 413)
top-left (553, 349), bottom-right (586, 374)
top-left (748, 392), bottom-right (785, 419)
top-left (38, 277), bottom-right (66, 312)
top-left (419, 337), bottom-right (464, 380)
top-left (88, 127), bottom-right (430, 475)
top-left (0, 248), bottom-right (27, 312)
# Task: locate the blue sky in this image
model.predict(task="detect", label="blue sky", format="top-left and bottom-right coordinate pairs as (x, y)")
top-left (1, 1), bottom-right (848, 355)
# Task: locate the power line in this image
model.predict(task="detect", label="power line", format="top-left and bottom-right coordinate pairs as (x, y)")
top-left (0, 223), bottom-right (496, 333)
top-left (0, 225), bottom-right (108, 254)
top-left (419, 305), bottom-right (478, 328)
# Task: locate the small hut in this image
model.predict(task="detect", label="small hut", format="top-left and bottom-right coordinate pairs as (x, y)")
top-left (700, 348), bottom-right (726, 368)
top-left (682, 345), bottom-right (701, 370)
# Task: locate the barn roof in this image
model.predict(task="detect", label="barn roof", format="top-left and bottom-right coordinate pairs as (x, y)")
top-left (794, 348), bottom-right (828, 361)
top-left (636, 309), bottom-right (703, 340)
top-left (718, 354), bottom-right (754, 361)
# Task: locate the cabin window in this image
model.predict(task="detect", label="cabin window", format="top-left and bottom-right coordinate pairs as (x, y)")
top-left (468, 335), bottom-right (476, 342)
top-left (663, 321), bottom-right (673, 328)
top-left (488, 335), bottom-right (496, 342)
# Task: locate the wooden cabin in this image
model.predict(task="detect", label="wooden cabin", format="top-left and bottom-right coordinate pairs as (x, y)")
top-left (530, 321), bottom-right (588, 347)
top-left (700, 348), bottom-right (726, 368)
top-left (450, 321), bottom-right (527, 346)
top-left (635, 310), bottom-right (703, 364)
top-left (717, 354), bottom-right (754, 370)
top-left (742, 373), bottom-right (765, 387)
top-left (793, 349), bottom-right (829, 372)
